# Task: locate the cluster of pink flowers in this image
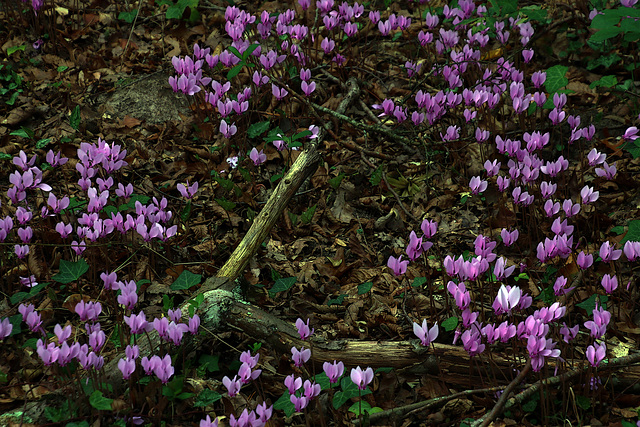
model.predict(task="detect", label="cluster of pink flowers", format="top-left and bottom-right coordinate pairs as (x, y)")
top-left (387, 219), bottom-right (438, 276)
top-left (218, 349), bottom-right (272, 427)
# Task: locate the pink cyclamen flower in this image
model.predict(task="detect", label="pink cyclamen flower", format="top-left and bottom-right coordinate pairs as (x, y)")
top-left (469, 176), bottom-right (487, 194)
top-left (0, 318), bottom-right (13, 340)
top-left (623, 126), bottom-right (639, 140)
top-left (624, 241), bottom-right (640, 261)
top-left (249, 148), bottom-right (267, 166)
top-left (350, 366), bottom-right (374, 390)
top-left (284, 374), bottom-right (302, 394)
top-left (290, 395), bottom-right (308, 412)
top-left (587, 148), bottom-right (606, 166)
top-left (200, 415), bottom-right (219, 427)
top-left (421, 219), bottom-right (438, 239)
top-left (586, 342), bottom-right (606, 367)
top-left (387, 255), bottom-right (408, 276)
top-left (413, 320), bottom-right (438, 346)
top-left (323, 360), bottom-right (344, 383)
top-left (599, 241), bottom-right (622, 263)
top-left (271, 84), bottom-right (288, 100)
top-left (461, 328), bottom-right (485, 357)
top-left (580, 185), bottom-right (599, 204)
top-left (301, 80), bottom-right (316, 96)
top-left (223, 375), bottom-right (242, 396)
top-left (291, 346), bottom-right (311, 367)
top-left (501, 229), bottom-right (519, 246)
top-left (177, 181), bottom-right (198, 199)
top-left (118, 358), bottom-right (136, 379)
top-left (493, 285), bottom-right (521, 315)
top-left (576, 251), bottom-right (593, 269)
top-left (595, 161), bottom-right (617, 179)
top-left (601, 274), bottom-right (618, 293)
top-left (295, 318), bottom-right (314, 340)
top-left (153, 354), bottom-right (174, 384)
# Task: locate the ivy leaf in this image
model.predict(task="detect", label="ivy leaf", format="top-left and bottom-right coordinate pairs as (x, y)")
top-left (193, 389), bottom-right (221, 407)
top-left (69, 105), bottom-right (81, 130)
top-left (89, 390), bottom-right (113, 411)
top-left (441, 316), bottom-right (459, 332)
top-left (544, 65), bottom-right (568, 93)
top-left (247, 120), bottom-right (271, 139)
top-left (170, 270), bottom-right (202, 291)
top-left (621, 220), bottom-right (640, 246)
top-left (357, 282), bottom-right (373, 295)
top-left (274, 391), bottom-right (296, 416)
top-left (327, 294), bottom-right (346, 306)
top-left (269, 277), bottom-right (297, 297)
top-left (53, 259), bottom-right (89, 284)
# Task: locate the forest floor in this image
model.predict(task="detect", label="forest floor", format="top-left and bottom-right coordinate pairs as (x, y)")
top-left (1, 0), bottom-right (640, 426)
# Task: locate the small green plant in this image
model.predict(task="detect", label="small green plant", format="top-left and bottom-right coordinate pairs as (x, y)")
top-left (0, 64), bottom-right (23, 106)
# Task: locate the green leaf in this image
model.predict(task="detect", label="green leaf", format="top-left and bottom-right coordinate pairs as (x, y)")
top-left (89, 390), bottom-right (113, 411)
top-left (312, 372), bottom-right (332, 390)
top-left (227, 62), bottom-right (244, 80)
top-left (227, 46), bottom-right (242, 58)
top-left (357, 282), bottom-right (373, 295)
top-left (247, 120), bottom-right (271, 138)
top-left (623, 140), bottom-right (640, 159)
top-left (300, 205), bottom-right (316, 224)
top-left (8, 314), bottom-right (22, 337)
top-left (292, 130), bottom-right (311, 141)
top-left (576, 294), bottom-right (608, 312)
top-left (370, 165), bottom-right (383, 186)
top-left (329, 173), bottom-right (345, 190)
top-left (45, 406), bottom-right (67, 423)
top-left (441, 316), bottom-right (459, 332)
top-left (8, 45), bottom-right (26, 55)
top-left (193, 389), bottom-right (221, 407)
top-left (621, 220), bottom-right (640, 246)
top-left (589, 75), bottom-right (617, 89)
top-left (66, 422), bottom-right (90, 427)
top-left (53, 259), bottom-right (89, 284)
top-left (242, 43), bottom-right (260, 60)
top-left (522, 396), bottom-right (538, 412)
top-left (519, 6), bottom-right (548, 22)
top-left (10, 282), bottom-right (47, 304)
top-left (348, 401), bottom-right (372, 415)
top-left (269, 277), bottom-right (297, 297)
top-left (69, 105), bottom-right (81, 130)
top-left (215, 197), bottom-right (236, 211)
top-left (166, 4), bottom-right (186, 19)
top-left (575, 394), bottom-right (591, 410)
top-left (6, 90), bottom-right (20, 106)
top-left (586, 53), bottom-right (621, 70)
top-left (544, 65), bottom-right (569, 93)
top-left (589, 26), bottom-right (623, 43)
top-left (10, 127), bottom-right (34, 139)
top-left (180, 200), bottom-right (192, 222)
top-left (198, 354), bottom-right (219, 372)
top-left (274, 391), bottom-right (296, 416)
top-left (610, 225), bottom-right (625, 235)
top-left (57, 66), bottom-right (69, 72)
top-left (118, 11), bottom-right (138, 23)
top-left (36, 138), bottom-right (52, 149)
top-left (333, 376), bottom-right (371, 409)
top-left (412, 277), bottom-right (427, 288)
top-left (327, 294), bottom-right (346, 306)
top-left (590, 11), bottom-right (622, 29)
top-left (170, 270), bottom-right (201, 291)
